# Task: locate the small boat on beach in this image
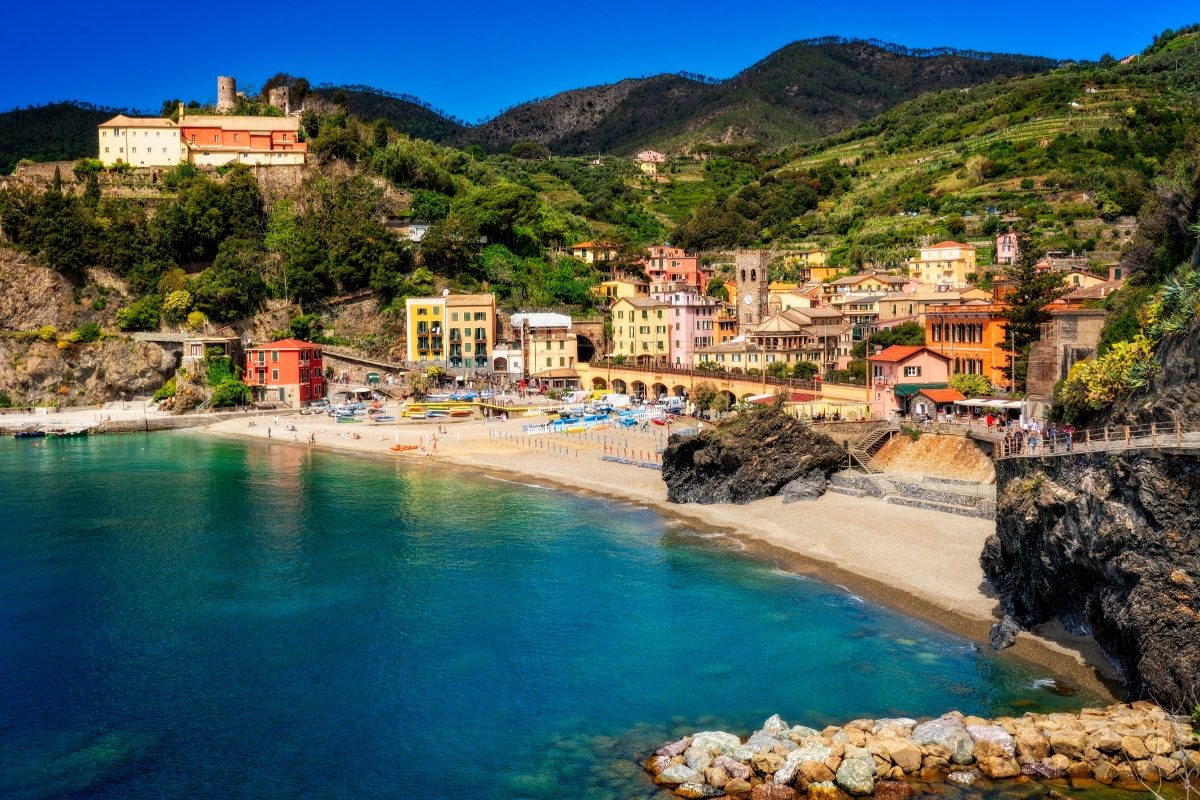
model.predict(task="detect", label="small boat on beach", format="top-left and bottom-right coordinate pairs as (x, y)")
top-left (372, 415), bottom-right (396, 423)
top-left (13, 425), bottom-right (45, 439)
top-left (426, 410), bottom-right (449, 419)
top-left (448, 410), bottom-right (472, 419)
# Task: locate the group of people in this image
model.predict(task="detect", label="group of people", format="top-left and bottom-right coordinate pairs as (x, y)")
top-left (1000, 419), bottom-right (1075, 457)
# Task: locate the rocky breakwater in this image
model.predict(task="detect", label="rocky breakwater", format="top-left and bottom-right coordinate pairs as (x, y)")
top-left (645, 703), bottom-right (1199, 799)
top-left (662, 407), bottom-right (845, 504)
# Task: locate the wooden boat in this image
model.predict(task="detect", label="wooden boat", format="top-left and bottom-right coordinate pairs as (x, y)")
top-left (389, 444), bottom-right (420, 452)
top-left (14, 425), bottom-right (45, 439)
top-left (426, 410), bottom-right (449, 419)
top-left (448, 409), bottom-right (472, 418)
top-left (372, 415), bottom-right (397, 423)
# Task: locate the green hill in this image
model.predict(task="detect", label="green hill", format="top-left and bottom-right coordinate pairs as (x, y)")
top-left (310, 85), bottom-right (467, 143)
top-left (0, 102), bottom-right (123, 174)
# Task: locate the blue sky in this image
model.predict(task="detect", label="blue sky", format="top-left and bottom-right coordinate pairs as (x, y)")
top-left (2, 1), bottom-right (1195, 122)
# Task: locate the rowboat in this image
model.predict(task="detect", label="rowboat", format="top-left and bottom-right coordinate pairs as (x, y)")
top-left (426, 410), bottom-right (449, 419)
top-left (14, 425), bottom-right (44, 438)
top-left (46, 426), bottom-right (89, 438)
top-left (372, 415), bottom-right (396, 423)
top-left (448, 410), bottom-right (472, 418)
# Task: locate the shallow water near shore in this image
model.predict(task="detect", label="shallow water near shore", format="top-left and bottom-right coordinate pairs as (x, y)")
top-left (0, 433), bottom-right (1107, 799)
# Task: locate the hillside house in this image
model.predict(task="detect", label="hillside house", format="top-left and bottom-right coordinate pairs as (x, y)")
top-left (244, 339), bottom-right (325, 407)
top-left (178, 109), bottom-right (307, 166)
top-left (97, 115), bottom-right (185, 168)
top-left (908, 241), bottom-right (976, 288)
top-left (867, 345), bottom-right (951, 420)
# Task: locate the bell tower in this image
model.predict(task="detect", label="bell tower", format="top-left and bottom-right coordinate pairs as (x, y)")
top-left (734, 251), bottom-right (770, 326)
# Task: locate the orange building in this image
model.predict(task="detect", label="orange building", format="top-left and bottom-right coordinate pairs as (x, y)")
top-left (244, 339), bottom-right (326, 407)
top-left (178, 109), bottom-right (307, 166)
top-left (924, 304), bottom-right (1013, 389)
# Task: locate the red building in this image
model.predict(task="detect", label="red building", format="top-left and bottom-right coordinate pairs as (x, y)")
top-left (644, 246), bottom-right (709, 293)
top-left (177, 109), bottom-right (307, 166)
top-left (244, 339), bottom-right (325, 407)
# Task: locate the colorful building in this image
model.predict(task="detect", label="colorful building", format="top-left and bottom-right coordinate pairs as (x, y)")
top-left (924, 303), bottom-right (1012, 388)
top-left (594, 278), bottom-right (649, 305)
top-left (97, 115), bottom-right (185, 167)
top-left (506, 312), bottom-right (579, 379)
top-left (650, 283), bottom-right (720, 367)
top-left (569, 241), bottom-right (619, 265)
top-left (178, 109), bottom-right (307, 166)
top-left (908, 241), bottom-right (977, 288)
top-left (867, 345), bottom-right (951, 420)
top-left (244, 339), bottom-right (325, 407)
top-left (404, 293), bottom-right (497, 371)
top-left (610, 297), bottom-right (670, 365)
top-left (995, 232), bottom-right (1019, 266)
top-left (644, 246), bottom-right (708, 292)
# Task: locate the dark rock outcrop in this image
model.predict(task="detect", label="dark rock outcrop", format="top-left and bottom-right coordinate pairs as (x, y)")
top-left (662, 409), bottom-right (845, 504)
top-left (988, 615), bottom-right (1020, 650)
top-left (983, 451), bottom-right (1200, 709)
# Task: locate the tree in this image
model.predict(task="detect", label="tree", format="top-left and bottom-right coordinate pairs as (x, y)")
top-left (949, 372), bottom-right (992, 397)
top-left (706, 277), bottom-right (729, 302)
top-left (691, 381), bottom-right (719, 413)
top-left (191, 238), bottom-right (268, 322)
top-left (792, 361), bottom-right (819, 380)
top-left (510, 141), bottom-right (550, 160)
top-left (852, 321), bottom-right (924, 358)
top-left (998, 233), bottom-right (1068, 387)
top-left (766, 361), bottom-right (791, 378)
top-left (116, 296), bottom-right (161, 331)
top-left (372, 119), bottom-right (389, 150)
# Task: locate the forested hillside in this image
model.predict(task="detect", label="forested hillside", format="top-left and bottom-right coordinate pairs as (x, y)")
top-left (0, 103), bottom-right (129, 175)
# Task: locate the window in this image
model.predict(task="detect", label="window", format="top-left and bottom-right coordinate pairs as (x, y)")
top-left (113, 128), bottom-right (121, 135)
top-left (104, 147), bottom-right (110, 153)
top-left (271, 351), bottom-right (278, 362)
top-left (234, 133), bottom-right (239, 143)
top-left (417, 308), bottom-right (426, 316)
top-left (903, 366), bottom-right (922, 378)
top-left (451, 312), bottom-right (458, 321)
top-left (213, 134), bottom-right (219, 143)
top-left (474, 312), bottom-right (486, 321)
top-left (190, 134), bottom-right (196, 143)
top-left (271, 369), bottom-right (279, 380)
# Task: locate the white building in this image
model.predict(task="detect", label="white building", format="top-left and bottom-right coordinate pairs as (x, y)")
top-left (97, 115), bottom-right (185, 168)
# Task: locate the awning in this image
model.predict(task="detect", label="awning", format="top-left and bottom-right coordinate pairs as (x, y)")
top-left (953, 397), bottom-right (1021, 409)
top-left (892, 383), bottom-right (948, 398)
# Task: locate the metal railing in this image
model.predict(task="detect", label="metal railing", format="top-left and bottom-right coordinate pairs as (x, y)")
top-left (994, 420), bottom-right (1200, 460)
top-left (584, 361), bottom-right (866, 392)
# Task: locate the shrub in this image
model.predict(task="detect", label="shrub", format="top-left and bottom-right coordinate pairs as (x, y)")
top-left (116, 296), bottom-right (161, 331)
top-left (152, 377), bottom-right (177, 402)
top-left (792, 361), bottom-right (819, 380)
top-left (1055, 334), bottom-right (1157, 418)
top-left (209, 379), bottom-right (250, 407)
top-left (949, 373), bottom-right (992, 397)
top-left (36, 325), bottom-right (57, 342)
top-left (75, 322), bottom-right (101, 343)
top-left (186, 311), bottom-right (207, 331)
top-left (162, 290), bottom-right (193, 325)
top-left (0, 391), bottom-right (11, 408)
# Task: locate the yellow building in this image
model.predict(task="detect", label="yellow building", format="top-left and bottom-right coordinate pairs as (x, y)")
top-left (908, 241), bottom-right (977, 288)
top-left (97, 115), bottom-right (184, 167)
top-left (405, 293), bottom-right (497, 370)
top-left (611, 297), bottom-right (670, 365)
top-left (594, 278), bottom-right (649, 304)
top-left (810, 265), bottom-right (844, 283)
top-left (569, 241), bottom-right (619, 264)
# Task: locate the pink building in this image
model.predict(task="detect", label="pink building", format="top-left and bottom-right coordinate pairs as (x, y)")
top-left (995, 232), bottom-right (1019, 266)
top-left (867, 345), bottom-right (951, 420)
top-left (644, 246), bottom-right (709, 293)
top-left (651, 283), bottom-right (720, 366)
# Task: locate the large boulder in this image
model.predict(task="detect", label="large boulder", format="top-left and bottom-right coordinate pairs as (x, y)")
top-left (662, 408), bottom-right (845, 504)
top-left (911, 716), bottom-right (975, 764)
top-left (834, 750), bottom-right (876, 796)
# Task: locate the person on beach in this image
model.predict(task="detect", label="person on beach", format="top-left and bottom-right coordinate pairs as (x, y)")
top-left (267, 428), bottom-right (271, 439)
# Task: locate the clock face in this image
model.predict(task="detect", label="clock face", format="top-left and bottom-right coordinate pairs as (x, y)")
top-left (743, 294), bottom-right (754, 305)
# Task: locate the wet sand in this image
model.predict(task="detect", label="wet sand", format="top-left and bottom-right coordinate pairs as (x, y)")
top-left (202, 407), bottom-right (1122, 700)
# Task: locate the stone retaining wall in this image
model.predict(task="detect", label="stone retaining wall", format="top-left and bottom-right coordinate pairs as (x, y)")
top-left (646, 703), bottom-right (1199, 799)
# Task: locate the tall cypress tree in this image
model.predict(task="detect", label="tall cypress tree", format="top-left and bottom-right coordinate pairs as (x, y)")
top-left (998, 233), bottom-right (1068, 389)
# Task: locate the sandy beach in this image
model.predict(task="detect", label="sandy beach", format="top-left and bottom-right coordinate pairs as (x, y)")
top-left (202, 405), bottom-right (1121, 699)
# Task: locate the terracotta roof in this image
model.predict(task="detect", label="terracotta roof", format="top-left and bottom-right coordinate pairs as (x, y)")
top-left (925, 241), bottom-right (973, 250)
top-left (180, 115), bottom-right (300, 131)
top-left (868, 345), bottom-right (949, 363)
top-left (100, 115), bottom-right (178, 128)
top-left (615, 297), bottom-right (668, 309)
top-left (570, 241), bottom-right (617, 249)
top-left (250, 338), bottom-right (322, 350)
top-left (917, 388), bottom-right (966, 404)
top-left (445, 293), bottom-right (495, 306)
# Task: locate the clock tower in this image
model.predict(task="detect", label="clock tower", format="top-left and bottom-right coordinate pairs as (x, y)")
top-left (734, 251), bottom-right (770, 326)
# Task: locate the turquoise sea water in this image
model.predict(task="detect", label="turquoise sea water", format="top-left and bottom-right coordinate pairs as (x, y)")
top-left (0, 434), bottom-right (1095, 799)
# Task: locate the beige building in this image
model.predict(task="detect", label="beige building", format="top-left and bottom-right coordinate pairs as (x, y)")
top-left (97, 115), bottom-right (185, 167)
top-left (611, 297), bottom-right (670, 365)
top-left (594, 278), bottom-right (649, 304)
top-left (908, 241), bottom-right (977, 288)
top-left (509, 312), bottom-right (579, 378)
top-left (696, 306), bottom-right (847, 374)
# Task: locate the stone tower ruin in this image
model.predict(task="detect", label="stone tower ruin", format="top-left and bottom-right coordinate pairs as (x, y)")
top-left (267, 86), bottom-right (290, 114)
top-left (734, 251), bottom-right (770, 326)
top-left (216, 76), bottom-right (237, 113)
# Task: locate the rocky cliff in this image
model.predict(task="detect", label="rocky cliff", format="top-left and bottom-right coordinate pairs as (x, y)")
top-left (662, 408), bottom-right (845, 504)
top-left (0, 251), bottom-right (174, 405)
top-left (986, 320), bottom-right (1200, 709)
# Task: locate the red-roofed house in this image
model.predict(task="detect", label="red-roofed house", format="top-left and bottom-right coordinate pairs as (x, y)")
top-left (911, 387), bottom-right (966, 421)
top-left (244, 339), bottom-right (325, 407)
top-left (867, 345), bottom-right (951, 420)
top-left (908, 241), bottom-right (977, 288)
